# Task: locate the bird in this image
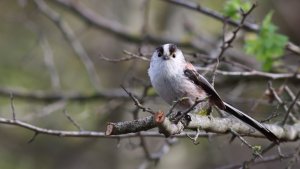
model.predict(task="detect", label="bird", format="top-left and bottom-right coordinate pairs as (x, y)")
top-left (148, 43), bottom-right (278, 142)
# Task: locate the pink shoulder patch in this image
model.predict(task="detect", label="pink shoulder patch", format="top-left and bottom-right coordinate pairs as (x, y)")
top-left (185, 62), bottom-right (196, 71)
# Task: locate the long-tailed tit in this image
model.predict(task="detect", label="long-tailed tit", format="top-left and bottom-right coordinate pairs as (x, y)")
top-left (148, 44), bottom-right (278, 142)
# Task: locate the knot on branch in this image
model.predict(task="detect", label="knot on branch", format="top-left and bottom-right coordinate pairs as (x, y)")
top-left (105, 123), bottom-right (115, 135)
top-left (155, 111), bottom-right (184, 137)
top-left (154, 111), bottom-right (165, 124)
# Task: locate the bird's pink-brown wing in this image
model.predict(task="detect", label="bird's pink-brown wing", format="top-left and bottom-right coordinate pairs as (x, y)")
top-left (184, 63), bottom-right (279, 142)
top-left (184, 63), bottom-right (226, 110)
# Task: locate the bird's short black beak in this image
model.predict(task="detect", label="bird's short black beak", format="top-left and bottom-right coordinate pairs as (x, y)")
top-left (163, 55), bottom-right (170, 60)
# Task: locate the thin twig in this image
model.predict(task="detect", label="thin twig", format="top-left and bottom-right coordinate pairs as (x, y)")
top-left (139, 134), bottom-right (153, 160)
top-left (173, 96), bottom-right (209, 124)
top-left (23, 100), bottom-right (67, 121)
top-left (281, 90), bottom-right (300, 125)
top-left (196, 67), bottom-right (300, 80)
top-left (166, 97), bottom-right (189, 117)
top-left (40, 35), bottom-right (61, 91)
top-left (286, 142), bottom-right (300, 169)
top-left (63, 110), bottom-right (83, 131)
top-left (267, 82), bottom-right (298, 123)
top-left (284, 86), bottom-right (300, 108)
top-left (28, 132), bottom-right (39, 143)
top-left (230, 129), bottom-right (262, 158)
top-left (186, 127), bottom-right (201, 145)
top-left (161, 0), bottom-right (300, 55)
top-left (0, 87), bottom-right (129, 102)
top-left (121, 86), bottom-right (155, 115)
top-left (128, 84), bottom-right (156, 161)
top-left (123, 50), bottom-right (150, 61)
top-left (99, 50), bottom-right (150, 62)
top-left (222, 57), bottom-right (253, 71)
top-left (211, 3), bottom-right (257, 85)
top-left (241, 142), bottom-right (277, 169)
top-left (10, 93), bottom-right (16, 121)
top-left (260, 104), bottom-right (281, 123)
top-left (211, 19), bottom-right (226, 86)
top-left (217, 152), bottom-right (293, 169)
top-left (34, 0), bottom-right (101, 90)
top-left (138, 0), bottom-right (151, 54)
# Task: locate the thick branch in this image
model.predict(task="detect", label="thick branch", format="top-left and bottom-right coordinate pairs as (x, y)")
top-left (187, 114), bottom-right (298, 141)
top-left (0, 116), bottom-right (209, 138)
top-left (162, 0), bottom-right (259, 32)
top-left (106, 116), bottom-right (155, 135)
top-left (1, 112), bottom-right (300, 141)
top-left (107, 113), bottom-right (300, 141)
top-left (54, 0), bottom-right (194, 46)
top-left (54, 0), bottom-right (300, 56)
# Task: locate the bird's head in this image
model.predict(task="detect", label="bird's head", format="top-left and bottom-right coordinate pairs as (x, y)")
top-left (150, 44), bottom-right (186, 65)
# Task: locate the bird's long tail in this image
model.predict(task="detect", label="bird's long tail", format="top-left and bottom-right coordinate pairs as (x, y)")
top-left (223, 102), bottom-right (278, 142)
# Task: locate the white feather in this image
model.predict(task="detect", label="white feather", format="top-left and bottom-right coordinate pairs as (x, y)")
top-left (148, 44), bottom-right (207, 111)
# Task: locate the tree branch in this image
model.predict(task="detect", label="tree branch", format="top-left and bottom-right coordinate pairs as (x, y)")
top-left (217, 152), bottom-right (294, 169)
top-left (161, 0), bottom-right (259, 32)
top-left (53, 0), bottom-right (205, 51)
top-left (162, 0), bottom-right (300, 55)
top-left (98, 50), bottom-right (300, 80)
top-left (0, 87), bottom-right (129, 102)
top-left (281, 90), bottom-right (300, 125)
top-left (106, 113), bottom-right (300, 142)
top-left (211, 3), bottom-right (257, 85)
top-left (40, 36), bottom-right (61, 91)
top-left (196, 67), bottom-right (300, 80)
top-left (0, 116), bottom-right (210, 138)
top-left (4, 109), bottom-right (299, 141)
top-left (34, 0), bottom-right (101, 90)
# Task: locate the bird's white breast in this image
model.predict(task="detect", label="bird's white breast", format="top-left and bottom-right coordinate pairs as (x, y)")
top-left (149, 61), bottom-right (182, 104)
top-left (148, 60), bottom-right (204, 110)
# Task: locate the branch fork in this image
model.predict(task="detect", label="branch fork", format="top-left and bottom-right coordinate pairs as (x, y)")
top-left (155, 111), bottom-right (185, 137)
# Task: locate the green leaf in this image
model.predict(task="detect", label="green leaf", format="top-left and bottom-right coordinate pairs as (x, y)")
top-left (223, 0), bottom-right (251, 20)
top-left (244, 11), bottom-right (288, 71)
top-left (252, 145), bottom-right (262, 154)
top-left (197, 109), bottom-right (209, 116)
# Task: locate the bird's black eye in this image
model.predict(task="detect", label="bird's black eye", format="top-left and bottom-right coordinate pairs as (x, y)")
top-left (156, 46), bottom-right (164, 58)
top-left (172, 53), bottom-right (176, 58)
top-left (184, 115), bottom-right (191, 122)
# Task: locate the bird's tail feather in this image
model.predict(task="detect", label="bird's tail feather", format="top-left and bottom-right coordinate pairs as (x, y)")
top-left (223, 102), bottom-right (278, 142)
